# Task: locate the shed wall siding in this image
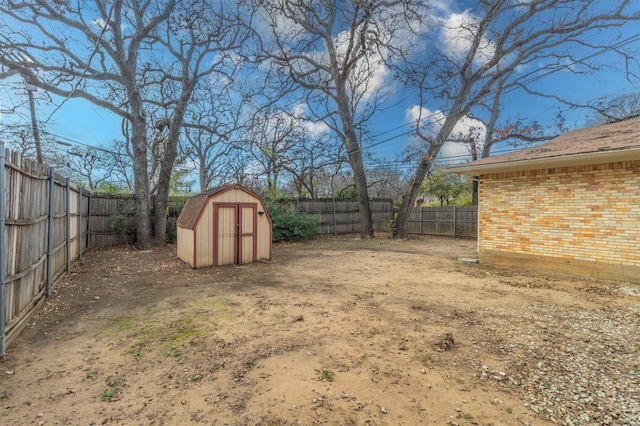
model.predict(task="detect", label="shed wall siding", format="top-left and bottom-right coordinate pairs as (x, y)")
top-left (257, 213), bottom-right (271, 260)
top-left (216, 190), bottom-right (257, 203)
top-left (177, 228), bottom-right (195, 267)
top-left (195, 200), bottom-right (215, 267)
top-left (479, 160), bottom-right (640, 275)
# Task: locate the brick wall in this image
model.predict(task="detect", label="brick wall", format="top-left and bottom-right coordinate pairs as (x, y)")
top-left (479, 160), bottom-right (640, 274)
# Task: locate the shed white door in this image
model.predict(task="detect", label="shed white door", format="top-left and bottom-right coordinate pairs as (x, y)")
top-left (214, 203), bottom-right (257, 266)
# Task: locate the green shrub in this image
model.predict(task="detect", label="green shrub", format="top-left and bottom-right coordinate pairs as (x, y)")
top-left (109, 212), bottom-right (136, 242)
top-left (267, 202), bottom-right (317, 242)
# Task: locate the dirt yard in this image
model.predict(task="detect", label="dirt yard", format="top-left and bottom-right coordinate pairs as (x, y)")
top-left (1, 235), bottom-right (638, 425)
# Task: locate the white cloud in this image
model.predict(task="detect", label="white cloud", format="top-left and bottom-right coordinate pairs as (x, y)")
top-left (257, 2), bottom-right (424, 108)
top-left (438, 140), bottom-right (473, 165)
top-left (92, 18), bottom-right (108, 29)
top-left (406, 105), bottom-right (446, 130)
top-left (440, 10), bottom-right (495, 69)
top-left (430, 0), bottom-right (455, 15)
top-left (405, 105), bottom-right (486, 164)
top-left (291, 103), bottom-right (329, 138)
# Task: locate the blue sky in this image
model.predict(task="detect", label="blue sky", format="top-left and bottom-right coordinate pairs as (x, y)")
top-left (0, 77), bottom-right (122, 146)
top-left (1, 0), bottom-right (639, 176)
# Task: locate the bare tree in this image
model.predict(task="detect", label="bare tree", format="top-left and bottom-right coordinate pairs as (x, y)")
top-left (182, 79), bottom-right (243, 192)
top-left (105, 138), bottom-right (135, 192)
top-left (393, 0), bottom-right (640, 238)
top-left (282, 133), bottom-right (345, 198)
top-left (0, 67), bottom-right (54, 162)
top-left (464, 81), bottom-right (565, 203)
top-left (0, 0), bottom-right (252, 246)
top-left (2, 122), bottom-right (57, 161)
top-left (587, 92), bottom-right (640, 125)
top-left (59, 146), bottom-right (116, 189)
top-left (255, 0), bottom-right (420, 238)
top-left (2, 119), bottom-right (126, 190)
top-left (366, 165), bottom-right (405, 200)
top-left (223, 148), bottom-right (257, 190)
top-left (240, 107), bottom-right (308, 197)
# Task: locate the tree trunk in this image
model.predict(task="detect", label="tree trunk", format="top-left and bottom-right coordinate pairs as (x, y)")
top-left (130, 113), bottom-right (152, 248)
top-left (153, 130), bottom-right (180, 244)
top-left (332, 77), bottom-right (374, 238)
top-left (153, 89), bottom-right (190, 244)
top-left (394, 110), bottom-right (465, 238)
top-left (472, 179), bottom-right (479, 205)
top-left (152, 156), bottom-right (172, 244)
top-left (199, 160), bottom-right (208, 193)
top-left (468, 136), bottom-right (479, 206)
top-left (394, 155), bottom-right (431, 238)
top-left (346, 136), bottom-right (375, 238)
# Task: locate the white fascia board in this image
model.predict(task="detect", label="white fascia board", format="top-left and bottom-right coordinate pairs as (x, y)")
top-left (446, 148), bottom-right (640, 175)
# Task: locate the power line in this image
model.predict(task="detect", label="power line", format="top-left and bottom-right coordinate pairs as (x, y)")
top-left (44, 2), bottom-right (117, 123)
top-left (358, 32), bottom-right (640, 154)
top-left (361, 145), bottom-right (521, 171)
top-left (41, 129), bottom-right (130, 159)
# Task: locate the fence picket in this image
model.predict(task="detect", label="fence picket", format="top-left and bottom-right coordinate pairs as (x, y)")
top-left (0, 150), bottom-right (92, 353)
top-left (406, 205), bottom-right (478, 238)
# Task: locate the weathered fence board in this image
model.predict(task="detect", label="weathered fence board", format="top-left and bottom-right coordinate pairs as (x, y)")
top-left (283, 198), bottom-right (394, 234)
top-left (1, 147), bottom-right (90, 353)
top-left (406, 205), bottom-right (478, 238)
top-left (3, 150), bottom-right (50, 348)
top-left (88, 195), bottom-right (137, 247)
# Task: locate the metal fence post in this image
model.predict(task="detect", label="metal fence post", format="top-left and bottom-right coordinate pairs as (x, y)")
top-left (66, 178), bottom-right (70, 273)
top-left (0, 142), bottom-right (7, 356)
top-left (87, 192), bottom-right (92, 249)
top-left (78, 187), bottom-right (82, 259)
top-left (453, 205), bottom-right (457, 239)
top-left (332, 196), bottom-right (336, 235)
top-left (46, 167), bottom-right (55, 298)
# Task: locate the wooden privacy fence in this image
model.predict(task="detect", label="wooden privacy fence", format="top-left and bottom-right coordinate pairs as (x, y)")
top-left (0, 146), bottom-right (150, 355)
top-left (63, 197), bottom-right (393, 241)
top-left (405, 205), bottom-right (478, 238)
top-left (282, 198), bottom-right (394, 234)
top-left (81, 198), bottom-right (476, 241)
top-left (1, 147), bottom-right (90, 354)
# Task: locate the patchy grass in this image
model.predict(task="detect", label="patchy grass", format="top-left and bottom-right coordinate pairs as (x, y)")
top-left (101, 378), bottom-right (120, 402)
top-left (163, 318), bottom-right (202, 347)
top-left (319, 369), bottom-right (335, 382)
top-left (164, 348), bottom-right (181, 358)
top-left (112, 315), bottom-right (136, 330)
top-left (106, 316), bottom-right (205, 360)
top-left (232, 401), bottom-right (246, 410)
top-left (125, 341), bottom-right (153, 360)
top-left (84, 369), bottom-right (98, 379)
top-left (101, 387), bottom-right (118, 402)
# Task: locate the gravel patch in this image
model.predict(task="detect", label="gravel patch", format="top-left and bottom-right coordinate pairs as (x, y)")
top-left (618, 285), bottom-right (640, 297)
top-left (476, 302), bottom-right (640, 426)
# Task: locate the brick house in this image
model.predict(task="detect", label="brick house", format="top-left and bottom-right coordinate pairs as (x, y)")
top-left (448, 119), bottom-right (640, 283)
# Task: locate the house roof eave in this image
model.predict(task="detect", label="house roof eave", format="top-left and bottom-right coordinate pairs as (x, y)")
top-left (447, 147), bottom-right (640, 175)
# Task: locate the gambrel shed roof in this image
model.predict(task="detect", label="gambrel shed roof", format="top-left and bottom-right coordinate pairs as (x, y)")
top-left (449, 118), bottom-right (640, 174)
top-left (177, 184), bottom-right (266, 230)
top-left (177, 185), bottom-right (230, 230)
